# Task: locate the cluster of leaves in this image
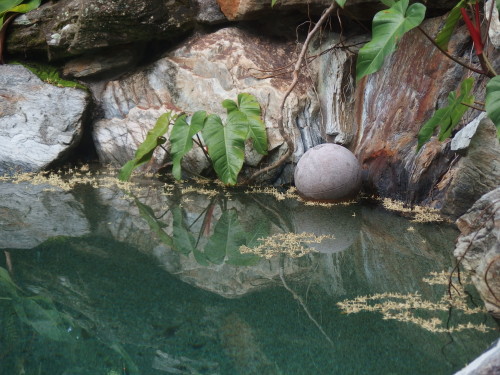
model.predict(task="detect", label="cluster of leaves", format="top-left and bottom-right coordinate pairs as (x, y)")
top-left (13, 61), bottom-right (88, 89)
top-left (352, 0), bottom-right (500, 148)
top-left (136, 198), bottom-right (267, 267)
top-left (119, 93), bottom-right (268, 185)
top-left (0, 266), bottom-right (73, 342)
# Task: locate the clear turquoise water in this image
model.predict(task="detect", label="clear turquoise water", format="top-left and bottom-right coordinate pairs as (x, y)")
top-left (0, 177), bottom-right (498, 375)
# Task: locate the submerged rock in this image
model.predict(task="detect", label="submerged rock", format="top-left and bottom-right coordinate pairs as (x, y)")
top-left (0, 64), bottom-right (89, 174)
top-left (454, 187), bottom-right (500, 319)
top-left (0, 182), bottom-right (90, 249)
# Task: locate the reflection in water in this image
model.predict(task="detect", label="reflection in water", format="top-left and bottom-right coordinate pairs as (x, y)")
top-left (0, 172), bottom-right (498, 375)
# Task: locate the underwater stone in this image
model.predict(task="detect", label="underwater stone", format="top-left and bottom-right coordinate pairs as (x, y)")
top-left (294, 143), bottom-right (362, 201)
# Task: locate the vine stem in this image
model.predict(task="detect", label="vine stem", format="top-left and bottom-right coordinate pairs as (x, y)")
top-left (279, 255), bottom-right (334, 345)
top-left (244, 3), bottom-right (338, 184)
top-left (416, 26), bottom-right (486, 76)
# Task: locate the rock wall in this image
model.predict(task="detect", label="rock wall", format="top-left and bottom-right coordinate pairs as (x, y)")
top-left (1, 0), bottom-right (499, 218)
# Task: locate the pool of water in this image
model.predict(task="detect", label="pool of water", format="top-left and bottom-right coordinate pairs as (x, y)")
top-left (0, 172), bottom-right (498, 375)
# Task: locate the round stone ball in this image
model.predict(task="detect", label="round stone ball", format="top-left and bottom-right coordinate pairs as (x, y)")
top-left (294, 143), bottom-right (362, 201)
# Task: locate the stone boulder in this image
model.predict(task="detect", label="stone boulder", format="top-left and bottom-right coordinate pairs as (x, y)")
top-left (6, 0), bottom-right (197, 60)
top-left (0, 64), bottom-right (89, 174)
top-left (92, 27), bottom-right (317, 182)
top-left (454, 188), bottom-right (500, 319)
top-left (216, 0), bottom-right (457, 21)
top-left (0, 182), bottom-right (90, 249)
top-left (351, 16), bottom-right (500, 218)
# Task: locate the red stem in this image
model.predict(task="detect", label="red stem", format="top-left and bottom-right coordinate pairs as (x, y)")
top-left (461, 7), bottom-right (483, 55)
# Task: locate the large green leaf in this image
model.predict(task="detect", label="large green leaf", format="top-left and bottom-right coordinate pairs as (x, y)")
top-left (119, 112), bottom-right (175, 181)
top-left (202, 112), bottom-right (248, 185)
top-left (236, 93), bottom-right (268, 155)
top-left (335, 0), bottom-right (347, 7)
top-left (172, 206), bottom-right (196, 255)
top-left (496, 0), bottom-right (500, 16)
top-left (0, 0), bottom-right (23, 15)
top-left (13, 296), bottom-right (72, 342)
top-left (203, 210), bottom-right (247, 265)
top-left (356, 0), bottom-right (426, 82)
top-left (135, 199), bottom-right (173, 247)
top-left (434, 0), bottom-right (468, 51)
top-left (170, 111), bottom-right (207, 180)
top-left (10, 0), bottom-right (40, 14)
top-left (417, 78), bottom-right (475, 150)
top-left (486, 76), bottom-right (500, 138)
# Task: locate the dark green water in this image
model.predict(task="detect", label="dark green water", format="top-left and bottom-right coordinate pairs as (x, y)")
top-left (0, 175), bottom-right (498, 375)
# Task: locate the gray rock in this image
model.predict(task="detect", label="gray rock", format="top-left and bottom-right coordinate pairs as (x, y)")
top-left (0, 182), bottom-right (90, 249)
top-left (194, 0), bottom-right (227, 24)
top-left (7, 0), bottom-right (195, 59)
top-left (455, 339), bottom-right (500, 375)
top-left (0, 65), bottom-right (89, 174)
top-left (441, 118), bottom-right (500, 219)
top-left (485, 0), bottom-right (500, 49)
top-left (294, 144), bottom-right (362, 201)
top-left (454, 187), bottom-right (500, 319)
top-left (451, 113), bottom-right (486, 152)
top-left (62, 46), bottom-right (138, 78)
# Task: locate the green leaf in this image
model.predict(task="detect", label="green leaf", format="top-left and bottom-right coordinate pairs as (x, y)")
top-left (135, 199), bottom-right (174, 247)
top-left (497, 0), bottom-right (500, 15)
top-left (118, 112), bottom-right (174, 181)
top-left (202, 112), bottom-right (248, 185)
top-left (380, 0), bottom-right (395, 6)
top-left (0, 0), bottom-right (23, 15)
top-left (434, 0), bottom-right (467, 51)
top-left (203, 210), bottom-right (247, 264)
top-left (222, 99), bottom-right (238, 113)
top-left (417, 78), bottom-right (475, 150)
top-left (335, 0), bottom-right (347, 7)
top-left (192, 249), bottom-right (210, 266)
top-left (271, 0), bottom-right (277, 6)
top-left (231, 93), bottom-right (268, 155)
top-left (13, 296), bottom-right (72, 342)
top-left (486, 76), bottom-right (500, 138)
top-left (170, 111), bottom-right (206, 180)
top-left (172, 207), bottom-right (196, 255)
top-left (356, 0), bottom-right (426, 82)
top-left (237, 93), bottom-right (261, 119)
top-left (10, 0), bottom-right (41, 14)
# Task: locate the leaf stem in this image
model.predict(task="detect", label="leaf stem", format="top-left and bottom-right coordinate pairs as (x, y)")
top-left (245, 3), bottom-right (338, 184)
top-left (417, 26), bottom-right (485, 75)
top-left (194, 133), bottom-right (212, 165)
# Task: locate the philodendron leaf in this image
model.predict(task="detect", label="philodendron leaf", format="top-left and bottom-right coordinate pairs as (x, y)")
top-left (335, 0), bottom-right (347, 7)
top-left (203, 210), bottom-right (247, 265)
top-left (236, 93), bottom-right (268, 155)
top-left (486, 75), bottom-right (500, 138)
top-left (9, 0), bottom-right (41, 14)
top-left (434, 0), bottom-right (468, 51)
top-left (356, 0), bottom-right (426, 82)
top-left (172, 206), bottom-right (196, 255)
top-left (135, 199), bottom-right (173, 247)
top-left (170, 111), bottom-right (207, 180)
top-left (202, 112), bottom-right (248, 185)
top-left (417, 78), bottom-right (475, 150)
top-left (0, 0), bottom-right (23, 16)
top-left (118, 112), bottom-right (175, 181)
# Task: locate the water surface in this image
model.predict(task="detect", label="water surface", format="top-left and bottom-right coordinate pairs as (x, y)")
top-left (0, 172), bottom-right (498, 375)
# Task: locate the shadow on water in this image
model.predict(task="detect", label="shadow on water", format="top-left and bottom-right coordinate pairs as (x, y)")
top-left (0, 174), bottom-right (498, 375)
